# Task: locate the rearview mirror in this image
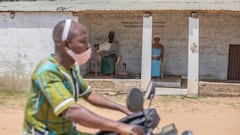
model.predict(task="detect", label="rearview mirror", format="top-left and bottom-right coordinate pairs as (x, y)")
top-left (126, 88), bottom-right (144, 112)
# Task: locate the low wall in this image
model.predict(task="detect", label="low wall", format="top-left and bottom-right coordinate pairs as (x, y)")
top-left (199, 81), bottom-right (240, 96)
top-left (85, 79), bottom-right (141, 95)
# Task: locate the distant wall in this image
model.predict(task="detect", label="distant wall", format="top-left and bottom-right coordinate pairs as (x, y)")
top-left (82, 13), bottom-right (189, 76)
top-left (0, 12), bottom-right (239, 90)
top-left (0, 12), bottom-right (77, 90)
top-left (199, 13), bottom-right (240, 80)
top-left (85, 13), bottom-right (144, 74)
top-left (83, 12), bottom-right (240, 79)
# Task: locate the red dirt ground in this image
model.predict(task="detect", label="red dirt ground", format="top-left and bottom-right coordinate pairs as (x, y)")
top-left (0, 96), bottom-right (240, 135)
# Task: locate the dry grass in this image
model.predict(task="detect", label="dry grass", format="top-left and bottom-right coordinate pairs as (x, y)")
top-left (0, 90), bottom-right (27, 107)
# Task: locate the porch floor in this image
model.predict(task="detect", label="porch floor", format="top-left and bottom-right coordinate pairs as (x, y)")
top-left (83, 72), bottom-right (139, 79)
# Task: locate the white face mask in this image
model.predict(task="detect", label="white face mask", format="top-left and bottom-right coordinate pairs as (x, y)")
top-left (66, 48), bottom-right (92, 65)
top-left (62, 19), bottom-right (92, 65)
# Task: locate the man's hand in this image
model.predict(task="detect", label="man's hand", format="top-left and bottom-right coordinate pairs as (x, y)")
top-left (120, 106), bottom-right (133, 116)
top-left (118, 124), bottom-right (145, 135)
top-left (131, 126), bottom-right (145, 135)
top-left (94, 44), bottom-right (100, 52)
top-left (156, 56), bottom-right (162, 60)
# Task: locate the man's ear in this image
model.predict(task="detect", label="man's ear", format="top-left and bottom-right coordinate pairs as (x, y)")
top-left (62, 40), bottom-right (70, 48)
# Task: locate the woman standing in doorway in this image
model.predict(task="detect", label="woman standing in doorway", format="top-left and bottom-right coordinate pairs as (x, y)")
top-left (151, 34), bottom-right (164, 79)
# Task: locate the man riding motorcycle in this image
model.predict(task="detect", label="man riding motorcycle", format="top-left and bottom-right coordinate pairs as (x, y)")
top-left (23, 19), bottom-right (144, 135)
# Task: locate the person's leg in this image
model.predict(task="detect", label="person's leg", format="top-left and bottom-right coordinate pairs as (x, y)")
top-left (151, 59), bottom-right (161, 78)
top-left (160, 59), bottom-right (163, 78)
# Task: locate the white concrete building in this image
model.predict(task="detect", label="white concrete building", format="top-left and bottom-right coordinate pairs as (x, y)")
top-left (0, 0), bottom-right (240, 95)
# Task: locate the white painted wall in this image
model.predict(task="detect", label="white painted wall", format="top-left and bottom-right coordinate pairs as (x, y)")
top-left (0, 12), bottom-right (77, 90)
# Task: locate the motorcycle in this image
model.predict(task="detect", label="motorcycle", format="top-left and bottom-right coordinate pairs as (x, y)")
top-left (97, 81), bottom-right (194, 135)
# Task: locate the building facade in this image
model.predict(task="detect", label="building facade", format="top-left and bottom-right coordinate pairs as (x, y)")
top-left (0, 0), bottom-right (239, 95)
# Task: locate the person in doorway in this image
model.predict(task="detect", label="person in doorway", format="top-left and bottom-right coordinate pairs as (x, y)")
top-left (151, 33), bottom-right (164, 79)
top-left (95, 31), bottom-right (122, 75)
top-left (23, 19), bottom-right (144, 135)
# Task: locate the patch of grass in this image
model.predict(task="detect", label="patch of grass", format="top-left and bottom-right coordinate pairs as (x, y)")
top-left (191, 96), bottom-right (200, 100)
top-left (180, 96), bottom-right (186, 100)
top-left (155, 96), bottom-right (179, 103)
top-left (0, 90), bottom-right (28, 107)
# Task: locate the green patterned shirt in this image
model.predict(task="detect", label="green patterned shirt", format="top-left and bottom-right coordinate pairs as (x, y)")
top-left (23, 54), bottom-right (92, 135)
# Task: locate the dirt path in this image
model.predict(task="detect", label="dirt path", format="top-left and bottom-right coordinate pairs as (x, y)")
top-left (0, 96), bottom-right (240, 135)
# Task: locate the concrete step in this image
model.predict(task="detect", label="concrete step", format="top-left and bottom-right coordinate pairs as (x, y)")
top-left (153, 76), bottom-right (182, 88)
top-left (154, 80), bottom-right (181, 88)
top-left (155, 87), bottom-right (188, 95)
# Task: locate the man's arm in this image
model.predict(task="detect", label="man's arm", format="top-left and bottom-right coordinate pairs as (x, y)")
top-left (64, 104), bottom-right (143, 135)
top-left (85, 91), bottom-right (132, 115)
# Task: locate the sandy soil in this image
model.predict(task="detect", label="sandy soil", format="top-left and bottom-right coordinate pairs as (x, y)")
top-left (0, 95), bottom-right (240, 135)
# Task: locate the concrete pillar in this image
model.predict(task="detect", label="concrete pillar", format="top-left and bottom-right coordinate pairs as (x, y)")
top-left (141, 13), bottom-right (152, 89)
top-left (187, 16), bottom-right (199, 95)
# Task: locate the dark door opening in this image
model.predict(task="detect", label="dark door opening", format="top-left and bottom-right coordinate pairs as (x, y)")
top-left (228, 44), bottom-right (240, 80)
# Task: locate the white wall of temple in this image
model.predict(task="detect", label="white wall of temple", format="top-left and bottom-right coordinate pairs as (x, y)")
top-left (0, 12), bottom-right (77, 90)
top-left (81, 12), bottom-right (240, 80)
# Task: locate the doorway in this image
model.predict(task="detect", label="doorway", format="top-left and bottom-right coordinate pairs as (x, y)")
top-left (228, 44), bottom-right (240, 80)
